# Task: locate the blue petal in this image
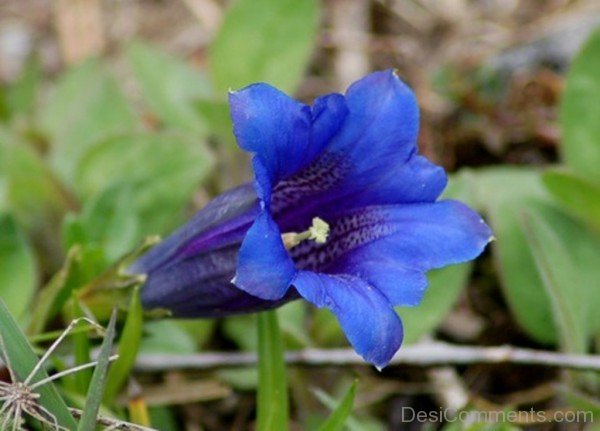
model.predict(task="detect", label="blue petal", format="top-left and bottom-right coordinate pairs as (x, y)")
top-left (309, 93), bottom-right (349, 161)
top-left (328, 69), bottom-right (419, 163)
top-left (270, 70), bottom-right (444, 228)
top-left (229, 84), bottom-right (347, 202)
top-left (234, 211), bottom-right (296, 300)
top-left (131, 184), bottom-right (258, 274)
top-left (343, 264), bottom-right (428, 307)
top-left (291, 201), bottom-right (492, 307)
top-left (293, 271), bottom-right (403, 368)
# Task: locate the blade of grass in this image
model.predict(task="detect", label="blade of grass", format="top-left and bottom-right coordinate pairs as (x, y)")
top-left (318, 381), bottom-right (357, 431)
top-left (0, 299), bottom-right (78, 429)
top-left (103, 286), bottom-right (143, 404)
top-left (256, 310), bottom-right (289, 431)
top-left (71, 300), bottom-right (93, 394)
top-left (77, 309), bottom-right (117, 431)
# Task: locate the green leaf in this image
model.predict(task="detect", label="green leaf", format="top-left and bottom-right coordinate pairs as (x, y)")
top-left (310, 308), bottom-right (345, 347)
top-left (7, 54), bottom-right (41, 118)
top-left (542, 170), bottom-right (600, 230)
top-left (63, 184), bottom-right (139, 262)
top-left (103, 287), bottom-right (143, 404)
top-left (0, 175), bottom-right (7, 212)
top-left (318, 381), bottom-right (357, 431)
top-left (127, 41), bottom-right (210, 134)
top-left (560, 27), bottom-right (600, 184)
top-left (520, 203), bottom-right (600, 353)
top-left (460, 167), bottom-right (558, 344)
top-left (139, 320), bottom-right (197, 355)
top-left (76, 133), bottom-right (213, 234)
top-left (0, 300), bottom-right (78, 429)
top-left (0, 213), bottom-right (37, 321)
top-left (210, 0), bottom-right (318, 93)
top-left (28, 246), bottom-right (105, 336)
top-left (257, 310), bottom-right (289, 431)
top-left (278, 301), bottom-right (311, 349)
top-left (175, 319), bottom-right (215, 349)
top-left (398, 263), bottom-right (472, 344)
top-left (195, 99), bottom-right (235, 144)
top-left (0, 131), bottom-right (71, 235)
top-left (77, 309), bottom-right (117, 431)
top-left (41, 58), bottom-right (137, 183)
top-left (224, 314), bottom-right (258, 351)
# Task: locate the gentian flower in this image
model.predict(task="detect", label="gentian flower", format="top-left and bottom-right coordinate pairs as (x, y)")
top-left (132, 70), bottom-right (492, 368)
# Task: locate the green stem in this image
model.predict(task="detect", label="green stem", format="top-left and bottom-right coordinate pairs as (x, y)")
top-left (257, 310), bottom-right (289, 431)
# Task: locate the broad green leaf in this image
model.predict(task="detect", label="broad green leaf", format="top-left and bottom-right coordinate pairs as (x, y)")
top-left (520, 203), bottom-right (600, 353)
top-left (127, 41), bottom-right (210, 134)
top-left (7, 55), bottom-right (41, 118)
top-left (461, 167), bottom-right (558, 344)
top-left (0, 175), bottom-right (7, 212)
top-left (41, 58), bottom-right (137, 183)
top-left (76, 133), bottom-right (213, 234)
top-left (560, 27), bottom-right (600, 184)
top-left (0, 85), bottom-right (9, 120)
top-left (77, 310), bottom-right (117, 431)
top-left (103, 287), bottom-right (143, 404)
top-left (310, 308), bottom-right (345, 347)
top-left (63, 184), bottom-right (139, 262)
top-left (0, 131), bottom-right (71, 237)
top-left (0, 213), bottom-right (37, 320)
top-left (140, 320), bottom-right (197, 355)
top-left (318, 381), bottom-right (357, 431)
top-left (195, 99), bottom-right (234, 144)
top-left (257, 310), bottom-right (289, 431)
top-left (224, 314), bottom-right (260, 350)
top-left (0, 300), bottom-right (78, 429)
top-left (218, 368), bottom-right (258, 390)
top-left (210, 0), bottom-right (318, 94)
top-left (398, 263), bottom-right (472, 344)
top-left (542, 170), bottom-right (600, 230)
top-left (175, 319), bottom-right (215, 349)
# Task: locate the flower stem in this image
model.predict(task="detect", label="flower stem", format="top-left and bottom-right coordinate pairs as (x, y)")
top-left (256, 310), bottom-right (289, 431)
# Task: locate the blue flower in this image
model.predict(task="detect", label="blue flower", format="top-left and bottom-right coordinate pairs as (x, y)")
top-left (133, 70), bottom-right (492, 368)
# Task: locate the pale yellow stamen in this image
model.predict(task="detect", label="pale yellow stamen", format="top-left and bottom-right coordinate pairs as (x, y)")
top-left (282, 217), bottom-right (330, 250)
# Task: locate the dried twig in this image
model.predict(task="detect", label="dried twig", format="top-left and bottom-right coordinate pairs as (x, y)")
top-left (69, 408), bottom-right (158, 431)
top-left (130, 342), bottom-right (600, 372)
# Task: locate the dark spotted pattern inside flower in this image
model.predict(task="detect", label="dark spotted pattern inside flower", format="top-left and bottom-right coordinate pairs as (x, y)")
top-left (271, 152), bottom-right (351, 229)
top-left (290, 208), bottom-right (394, 271)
